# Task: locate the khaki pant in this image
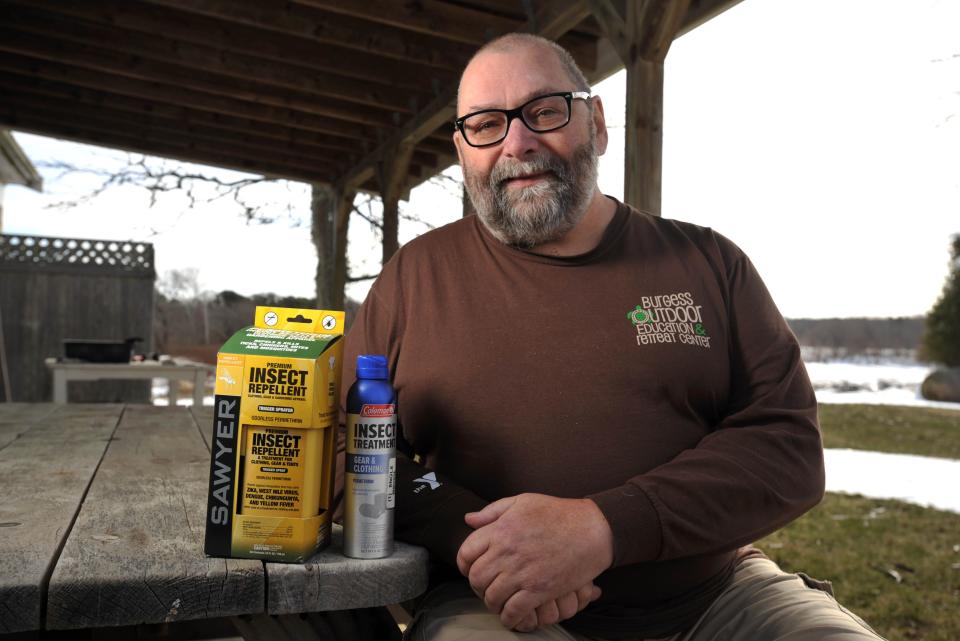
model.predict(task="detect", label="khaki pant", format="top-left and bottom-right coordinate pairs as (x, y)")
top-left (405, 557), bottom-right (885, 641)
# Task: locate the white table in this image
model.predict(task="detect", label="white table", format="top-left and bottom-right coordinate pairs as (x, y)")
top-left (45, 359), bottom-right (208, 406)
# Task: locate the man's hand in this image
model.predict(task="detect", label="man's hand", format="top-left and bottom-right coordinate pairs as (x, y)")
top-left (512, 583), bottom-right (602, 632)
top-left (456, 493), bottom-right (614, 630)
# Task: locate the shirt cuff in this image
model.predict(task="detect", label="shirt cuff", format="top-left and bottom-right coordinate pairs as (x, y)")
top-left (587, 483), bottom-right (663, 567)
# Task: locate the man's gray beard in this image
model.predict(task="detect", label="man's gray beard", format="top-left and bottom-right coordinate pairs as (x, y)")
top-left (464, 141), bottom-right (598, 249)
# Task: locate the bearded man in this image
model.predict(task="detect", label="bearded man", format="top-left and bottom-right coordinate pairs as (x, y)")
top-left (341, 33), bottom-right (883, 641)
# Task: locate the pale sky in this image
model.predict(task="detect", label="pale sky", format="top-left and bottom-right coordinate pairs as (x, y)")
top-left (3, 0), bottom-right (959, 319)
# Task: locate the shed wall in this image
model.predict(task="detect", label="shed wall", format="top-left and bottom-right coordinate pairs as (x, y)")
top-left (0, 234), bottom-right (155, 402)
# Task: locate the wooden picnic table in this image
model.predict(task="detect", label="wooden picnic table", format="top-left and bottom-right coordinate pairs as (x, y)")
top-left (0, 403), bottom-right (428, 640)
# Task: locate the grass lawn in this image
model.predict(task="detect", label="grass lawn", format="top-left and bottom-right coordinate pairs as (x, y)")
top-left (762, 403), bottom-right (960, 639)
top-left (818, 403), bottom-right (960, 459)
top-left (758, 493), bottom-right (960, 641)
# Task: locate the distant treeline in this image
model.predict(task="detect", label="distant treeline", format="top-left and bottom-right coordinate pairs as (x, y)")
top-left (153, 290), bottom-right (927, 363)
top-left (153, 290), bottom-right (361, 363)
top-left (785, 316), bottom-right (925, 360)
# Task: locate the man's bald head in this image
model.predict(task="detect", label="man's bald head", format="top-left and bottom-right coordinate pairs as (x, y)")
top-left (457, 33), bottom-right (590, 112)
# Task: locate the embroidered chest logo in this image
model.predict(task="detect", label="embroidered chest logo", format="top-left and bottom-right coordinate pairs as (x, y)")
top-left (627, 291), bottom-right (711, 349)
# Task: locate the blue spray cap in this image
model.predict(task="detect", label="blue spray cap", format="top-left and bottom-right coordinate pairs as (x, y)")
top-left (356, 354), bottom-right (389, 379)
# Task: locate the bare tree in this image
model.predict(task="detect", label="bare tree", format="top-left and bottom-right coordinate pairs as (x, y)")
top-left (38, 152), bottom-right (462, 301)
top-left (38, 154), bottom-right (300, 226)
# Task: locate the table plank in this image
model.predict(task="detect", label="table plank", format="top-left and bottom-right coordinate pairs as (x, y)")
top-left (266, 525), bottom-right (429, 615)
top-left (0, 404), bottom-right (123, 634)
top-left (190, 405), bottom-right (214, 452)
top-left (46, 405), bottom-right (264, 630)
top-left (0, 402), bottom-right (57, 450)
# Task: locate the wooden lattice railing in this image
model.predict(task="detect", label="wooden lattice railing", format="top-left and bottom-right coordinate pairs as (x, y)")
top-left (0, 234), bottom-right (154, 275)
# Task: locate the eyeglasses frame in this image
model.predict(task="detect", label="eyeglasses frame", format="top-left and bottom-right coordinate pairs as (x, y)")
top-left (454, 91), bottom-right (592, 148)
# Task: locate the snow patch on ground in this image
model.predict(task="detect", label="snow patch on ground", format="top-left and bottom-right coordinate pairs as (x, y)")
top-left (806, 359), bottom-right (960, 410)
top-left (824, 448), bottom-right (960, 513)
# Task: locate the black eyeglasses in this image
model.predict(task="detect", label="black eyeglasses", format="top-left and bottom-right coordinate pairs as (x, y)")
top-left (454, 91), bottom-right (591, 148)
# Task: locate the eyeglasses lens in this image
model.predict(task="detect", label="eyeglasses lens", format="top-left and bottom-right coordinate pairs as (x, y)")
top-left (462, 94), bottom-right (570, 146)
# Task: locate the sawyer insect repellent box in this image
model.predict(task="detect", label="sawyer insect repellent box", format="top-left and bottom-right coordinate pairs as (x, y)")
top-left (204, 306), bottom-right (344, 562)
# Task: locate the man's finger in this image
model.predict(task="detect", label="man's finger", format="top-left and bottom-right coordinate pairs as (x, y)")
top-left (514, 611), bottom-right (538, 633)
top-left (464, 495), bottom-right (517, 529)
top-left (465, 549), bottom-right (500, 597)
top-left (576, 583), bottom-right (602, 612)
top-left (455, 528), bottom-right (490, 577)
top-left (481, 572), bottom-right (521, 615)
top-left (535, 600), bottom-right (560, 628)
top-left (556, 592), bottom-right (579, 621)
top-left (501, 590), bottom-right (543, 630)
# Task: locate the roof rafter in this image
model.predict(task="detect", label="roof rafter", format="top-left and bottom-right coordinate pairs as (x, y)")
top-left (140, 0), bottom-right (477, 69)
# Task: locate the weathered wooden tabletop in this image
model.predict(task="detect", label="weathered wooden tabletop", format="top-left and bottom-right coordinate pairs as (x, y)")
top-left (0, 403), bottom-right (428, 637)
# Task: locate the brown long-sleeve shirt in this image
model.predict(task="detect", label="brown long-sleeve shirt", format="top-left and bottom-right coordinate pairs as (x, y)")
top-left (341, 199), bottom-right (824, 638)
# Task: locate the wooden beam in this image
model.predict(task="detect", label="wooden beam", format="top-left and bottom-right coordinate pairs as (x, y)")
top-left (0, 21), bottom-right (410, 125)
top-left (376, 142), bottom-right (416, 265)
top-left (0, 92), bottom-right (353, 170)
top-left (417, 137), bottom-right (454, 158)
top-left (558, 30), bottom-right (600, 74)
top-left (292, 0), bottom-right (521, 45)
top-left (584, 0), bottom-right (631, 61)
top-left (0, 54), bottom-right (378, 142)
top-left (630, 0), bottom-right (692, 62)
top-left (0, 74), bottom-right (445, 179)
top-left (3, 5), bottom-right (428, 115)
top-left (0, 112), bottom-right (336, 184)
top-left (139, 0), bottom-right (475, 70)
top-left (341, 84), bottom-right (457, 192)
top-left (0, 73), bottom-right (367, 161)
top-left (0, 104), bottom-right (337, 180)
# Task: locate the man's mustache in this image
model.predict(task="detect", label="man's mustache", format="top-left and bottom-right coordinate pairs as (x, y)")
top-left (490, 155), bottom-right (567, 187)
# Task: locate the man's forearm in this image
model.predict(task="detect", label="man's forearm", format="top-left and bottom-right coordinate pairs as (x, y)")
top-left (394, 454), bottom-right (489, 567)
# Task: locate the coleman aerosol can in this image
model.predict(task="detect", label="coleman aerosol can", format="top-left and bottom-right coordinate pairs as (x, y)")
top-left (344, 354), bottom-right (397, 558)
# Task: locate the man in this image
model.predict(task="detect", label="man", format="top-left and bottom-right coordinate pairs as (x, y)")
top-left (341, 33), bottom-right (883, 640)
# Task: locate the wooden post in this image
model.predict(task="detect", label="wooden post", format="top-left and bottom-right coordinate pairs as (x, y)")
top-left (588, 0), bottom-right (691, 215)
top-left (376, 142), bottom-right (415, 266)
top-left (624, 57), bottom-right (664, 214)
top-left (332, 187), bottom-right (356, 310)
top-left (311, 184), bottom-right (336, 309)
top-left (313, 184), bottom-right (357, 311)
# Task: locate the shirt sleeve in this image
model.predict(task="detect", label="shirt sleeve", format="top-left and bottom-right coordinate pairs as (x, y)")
top-left (587, 240), bottom-right (824, 568)
top-left (338, 267), bottom-right (489, 569)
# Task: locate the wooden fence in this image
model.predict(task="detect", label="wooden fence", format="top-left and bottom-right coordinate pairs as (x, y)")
top-left (0, 234), bottom-right (155, 402)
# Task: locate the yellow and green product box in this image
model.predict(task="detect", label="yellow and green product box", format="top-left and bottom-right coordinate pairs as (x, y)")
top-left (204, 306), bottom-right (344, 562)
